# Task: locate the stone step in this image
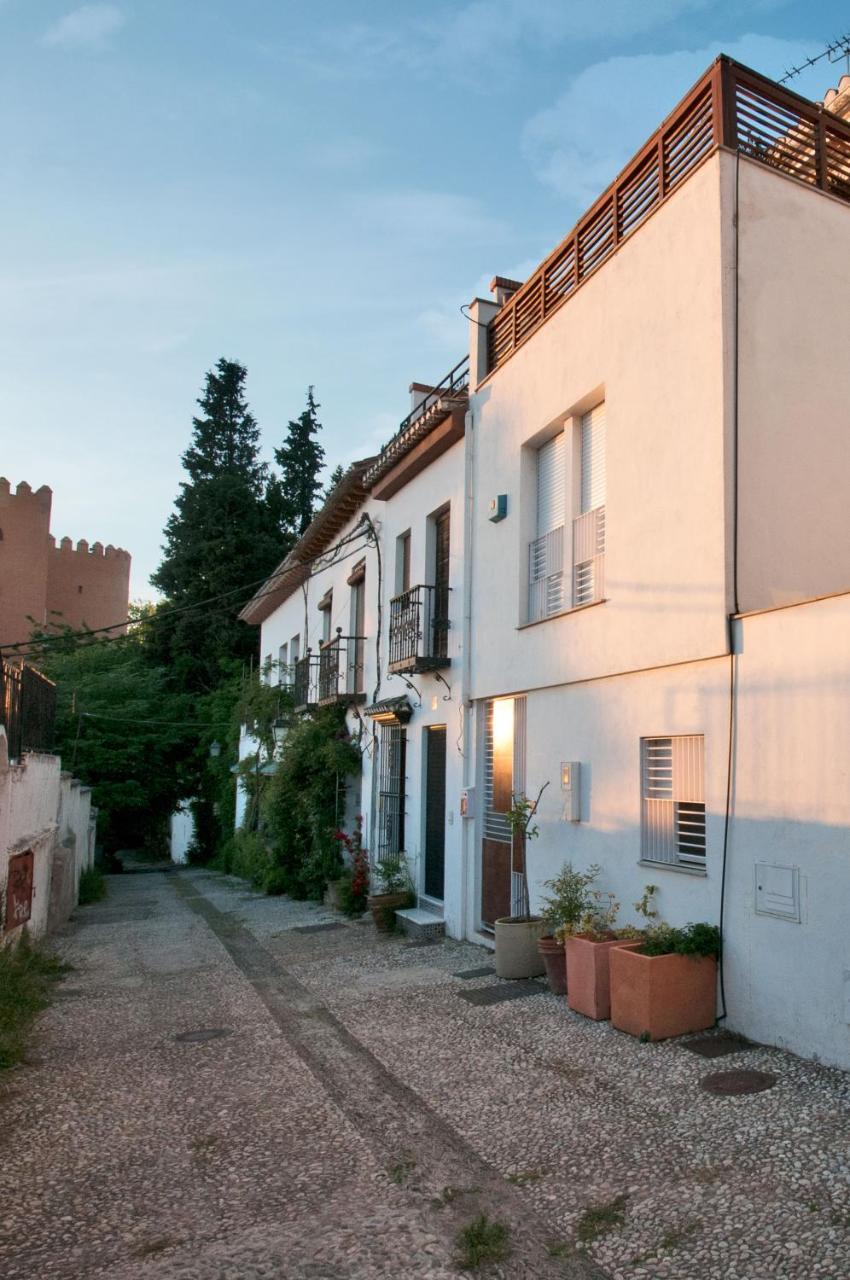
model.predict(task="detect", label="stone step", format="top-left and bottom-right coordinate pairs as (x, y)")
top-left (395, 907), bottom-right (445, 943)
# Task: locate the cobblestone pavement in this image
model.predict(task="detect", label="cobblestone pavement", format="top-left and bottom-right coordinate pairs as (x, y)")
top-left (1, 871), bottom-right (849, 1279)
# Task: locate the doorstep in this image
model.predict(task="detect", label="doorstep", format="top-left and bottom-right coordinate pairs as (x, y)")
top-left (395, 907), bottom-right (445, 943)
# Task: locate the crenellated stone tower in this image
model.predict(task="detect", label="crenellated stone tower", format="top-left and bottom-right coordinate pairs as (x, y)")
top-left (0, 478), bottom-right (131, 647)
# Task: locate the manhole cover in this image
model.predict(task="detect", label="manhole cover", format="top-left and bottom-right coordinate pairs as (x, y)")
top-left (683, 1034), bottom-right (750, 1059)
top-left (173, 1028), bottom-right (234, 1044)
top-left (700, 1069), bottom-right (777, 1096)
top-left (453, 965), bottom-right (496, 980)
top-left (293, 922), bottom-right (347, 934)
top-left (458, 981), bottom-right (546, 1007)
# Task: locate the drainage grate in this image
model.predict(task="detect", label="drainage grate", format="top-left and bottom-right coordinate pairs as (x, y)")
top-left (700, 1069), bottom-right (777, 1096)
top-left (173, 1028), bottom-right (234, 1044)
top-left (292, 922), bottom-right (347, 934)
top-left (453, 965), bottom-right (497, 980)
top-left (683, 1034), bottom-right (750, 1059)
top-left (458, 981), bottom-right (546, 1007)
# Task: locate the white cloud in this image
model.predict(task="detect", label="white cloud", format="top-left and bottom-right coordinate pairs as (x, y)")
top-left (43, 4), bottom-right (126, 50)
top-left (523, 33), bottom-right (825, 208)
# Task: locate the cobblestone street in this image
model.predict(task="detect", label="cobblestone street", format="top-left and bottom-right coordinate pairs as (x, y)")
top-left (2, 868), bottom-right (850, 1279)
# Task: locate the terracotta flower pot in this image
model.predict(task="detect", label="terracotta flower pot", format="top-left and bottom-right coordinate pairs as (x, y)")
top-left (565, 935), bottom-right (642, 1020)
top-left (537, 935), bottom-right (567, 996)
top-left (609, 947), bottom-right (717, 1041)
top-left (494, 917), bottom-right (546, 979)
top-left (367, 892), bottom-right (408, 931)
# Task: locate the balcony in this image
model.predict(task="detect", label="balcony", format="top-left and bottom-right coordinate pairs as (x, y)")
top-left (388, 584), bottom-right (450, 675)
top-left (292, 653), bottom-right (319, 712)
top-left (317, 630), bottom-right (367, 706)
top-left (485, 57), bottom-right (850, 377)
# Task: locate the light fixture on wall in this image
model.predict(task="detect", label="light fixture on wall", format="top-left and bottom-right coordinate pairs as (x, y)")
top-left (209, 740), bottom-right (221, 759)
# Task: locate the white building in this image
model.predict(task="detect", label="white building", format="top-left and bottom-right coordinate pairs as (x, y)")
top-left (242, 57), bottom-right (850, 1070)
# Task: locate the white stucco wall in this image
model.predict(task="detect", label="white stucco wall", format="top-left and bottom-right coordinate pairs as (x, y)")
top-left (0, 742), bottom-right (62, 940)
top-left (468, 152), bottom-right (732, 702)
top-left (737, 156), bottom-right (850, 611)
top-left (170, 802), bottom-right (194, 865)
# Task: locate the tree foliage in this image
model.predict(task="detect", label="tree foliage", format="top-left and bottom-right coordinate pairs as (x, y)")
top-left (150, 359), bottom-right (283, 693)
top-left (37, 631), bottom-right (198, 853)
top-left (272, 386), bottom-right (326, 540)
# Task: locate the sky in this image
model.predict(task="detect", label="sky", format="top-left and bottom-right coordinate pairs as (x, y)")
top-left (1, 1), bottom-right (846, 599)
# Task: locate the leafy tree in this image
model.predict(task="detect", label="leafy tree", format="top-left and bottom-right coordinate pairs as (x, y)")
top-left (272, 386), bottom-right (325, 539)
top-left (323, 463), bottom-right (346, 501)
top-left (37, 631), bottom-right (198, 853)
top-left (151, 359), bottom-right (283, 693)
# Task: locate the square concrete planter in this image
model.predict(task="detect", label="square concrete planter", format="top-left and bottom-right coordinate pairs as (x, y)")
top-left (565, 936), bottom-right (642, 1020)
top-left (609, 947), bottom-right (717, 1041)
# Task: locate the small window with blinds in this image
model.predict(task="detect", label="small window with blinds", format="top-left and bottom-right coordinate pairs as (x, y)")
top-left (641, 735), bottom-right (706, 868)
top-left (573, 402), bottom-right (606, 607)
top-left (528, 430), bottom-right (565, 622)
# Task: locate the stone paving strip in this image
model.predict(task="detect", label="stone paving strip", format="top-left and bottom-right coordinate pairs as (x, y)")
top-left (3, 868), bottom-right (850, 1277)
top-left (190, 869), bottom-right (850, 1280)
top-left (0, 871), bottom-right (600, 1280)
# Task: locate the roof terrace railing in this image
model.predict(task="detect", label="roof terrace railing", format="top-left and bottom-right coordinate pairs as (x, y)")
top-left (365, 354), bottom-right (469, 488)
top-left (0, 658), bottom-right (56, 760)
top-left (485, 57), bottom-right (850, 378)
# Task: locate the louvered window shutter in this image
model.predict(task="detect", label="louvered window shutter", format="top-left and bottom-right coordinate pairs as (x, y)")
top-left (528, 432), bottom-right (565, 621)
top-left (573, 403), bottom-right (606, 606)
top-left (641, 735), bottom-right (705, 866)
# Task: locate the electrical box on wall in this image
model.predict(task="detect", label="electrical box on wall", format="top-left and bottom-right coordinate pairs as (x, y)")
top-left (754, 862), bottom-right (801, 922)
top-left (460, 787), bottom-right (475, 819)
top-left (488, 494), bottom-right (508, 522)
top-left (560, 761), bottom-right (581, 822)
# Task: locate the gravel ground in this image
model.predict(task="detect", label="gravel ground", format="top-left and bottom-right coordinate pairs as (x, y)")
top-left (1, 868), bottom-right (849, 1279)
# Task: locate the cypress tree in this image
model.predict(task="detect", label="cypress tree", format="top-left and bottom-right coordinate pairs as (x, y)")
top-left (273, 387), bottom-right (326, 539)
top-left (151, 358), bottom-right (282, 692)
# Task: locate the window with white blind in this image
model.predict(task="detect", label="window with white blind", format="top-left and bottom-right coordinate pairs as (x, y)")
top-left (640, 735), bottom-right (706, 868)
top-left (527, 401), bottom-right (606, 623)
top-left (573, 403), bottom-right (606, 607)
top-left (528, 431), bottom-right (565, 622)
top-left (278, 643), bottom-right (288, 686)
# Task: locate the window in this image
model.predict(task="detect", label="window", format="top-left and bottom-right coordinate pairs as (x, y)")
top-left (278, 643), bottom-right (288, 686)
top-left (376, 722), bottom-right (406, 865)
top-left (527, 401), bottom-right (606, 623)
top-left (641, 735), bottom-right (706, 867)
top-left (290, 634), bottom-right (300, 666)
top-left (573, 403), bottom-right (606, 606)
top-left (430, 507), bottom-right (450, 660)
top-left (349, 573), bottom-right (365, 693)
top-left (318, 589), bottom-right (333, 644)
top-left (528, 431), bottom-right (565, 622)
top-left (396, 531), bottom-right (411, 595)
top-left (263, 653), bottom-right (273, 684)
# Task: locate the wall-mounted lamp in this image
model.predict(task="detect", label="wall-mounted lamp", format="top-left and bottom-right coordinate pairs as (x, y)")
top-left (209, 740), bottom-right (221, 759)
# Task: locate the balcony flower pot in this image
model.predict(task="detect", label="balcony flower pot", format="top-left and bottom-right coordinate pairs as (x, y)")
top-left (609, 946), bottom-right (717, 1041)
top-left (494, 916), bottom-right (546, 979)
top-left (537, 935), bottom-right (567, 995)
top-left (324, 878), bottom-right (346, 912)
top-left (565, 935), bottom-right (642, 1021)
top-left (367, 892), bottom-right (409, 932)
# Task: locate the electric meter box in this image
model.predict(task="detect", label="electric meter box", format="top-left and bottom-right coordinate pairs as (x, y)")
top-left (560, 761), bottom-right (581, 822)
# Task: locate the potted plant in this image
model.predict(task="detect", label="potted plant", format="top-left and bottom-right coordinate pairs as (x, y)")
top-left (331, 818), bottom-right (370, 916)
top-left (367, 855), bottom-right (412, 931)
top-left (565, 889), bottom-right (642, 1020)
top-left (494, 783), bottom-right (549, 980)
top-left (609, 887), bottom-right (721, 1041)
top-left (537, 863), bottom-right (601, 996)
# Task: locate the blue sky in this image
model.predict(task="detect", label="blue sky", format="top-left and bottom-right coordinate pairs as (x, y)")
top-left (1, 1), bottom-right (845, 598)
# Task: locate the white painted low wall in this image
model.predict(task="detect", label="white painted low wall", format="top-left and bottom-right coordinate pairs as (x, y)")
top-left (170, 802), bottom-right (194, 865)
top-left (0, 730), bottom-right (99, 943)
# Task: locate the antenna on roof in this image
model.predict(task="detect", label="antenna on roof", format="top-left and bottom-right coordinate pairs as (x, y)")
top-left (779, 33), bottom-right (850, 85)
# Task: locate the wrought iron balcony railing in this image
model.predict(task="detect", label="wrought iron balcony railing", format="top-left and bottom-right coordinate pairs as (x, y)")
top-left (388, 584), bottom-right (450, 675)
top-left (292, 653), bottom-right (320, 712)
top-left (317, 630), bottom-right (367, 706)
top-left (0, 659), bottom-right (56, 760)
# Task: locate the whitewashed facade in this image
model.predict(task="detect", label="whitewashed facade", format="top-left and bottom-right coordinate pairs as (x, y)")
top-left (242, 58), bottom-right (850, 1069)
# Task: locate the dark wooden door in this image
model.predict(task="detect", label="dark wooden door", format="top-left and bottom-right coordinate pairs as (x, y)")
top-left (424, 726), bottom-right (446, 899)
top-left (481, 839), bottom-right (511, 926)
top-left (432, 509), bottom-right (450, 660)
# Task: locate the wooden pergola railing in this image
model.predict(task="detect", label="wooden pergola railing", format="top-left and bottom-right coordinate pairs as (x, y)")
top-left (485, 56), bottom-right (850, 378)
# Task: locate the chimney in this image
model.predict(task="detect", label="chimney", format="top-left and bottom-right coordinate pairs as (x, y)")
top-left (823, 74), bottom-right (850, 122)
top-left (489, 276), bottom-right (523, 307)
